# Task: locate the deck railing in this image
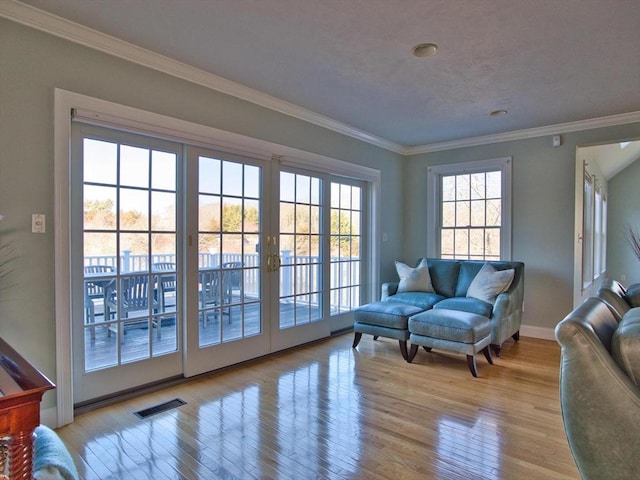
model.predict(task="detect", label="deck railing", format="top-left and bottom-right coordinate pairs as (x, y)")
top-left (84, 251), bottom-right (360, 311)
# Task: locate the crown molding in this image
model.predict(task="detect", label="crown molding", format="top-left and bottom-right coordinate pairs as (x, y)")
top-left (2, 1), bottom-right (638, 157)
top-left (404, 111), bottom-right (640, 155)
top-left (0, 0), bottom-right (405, 154)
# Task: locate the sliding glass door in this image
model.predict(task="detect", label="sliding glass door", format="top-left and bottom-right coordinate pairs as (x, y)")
top-left (271, 170), bottom-right (365, 350)
top-left (72, 125), bottom-right (182, 404)
top-left (184, 148), bottom-right (270, 376)
top-left (329, 181), bottom-right (363, 316)
top-left (71, 124), bottom-right (368, 402)
top-left (271, 170), bottom-right (329, 350)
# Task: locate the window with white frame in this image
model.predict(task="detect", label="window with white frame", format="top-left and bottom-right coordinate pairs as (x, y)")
top-left (582, 170), bottom-right (594, 287)
top-left (329, 180), bottom-right (364, 315)
top-left (582, 164), bottom-right (607, 289)
top-left (427, 157), bottom-right (512, 260)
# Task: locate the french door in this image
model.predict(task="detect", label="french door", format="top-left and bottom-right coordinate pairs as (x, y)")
top-left (271, 170), bottom-right (329, 351)
top-left (71, 124), bottom-right (366, 403)
top-left (270, 170), bottom-right (365, 351)
top-left (72, 125), bottom-right (183, 403)
top-left (183, 148), bottom-right (270, 376)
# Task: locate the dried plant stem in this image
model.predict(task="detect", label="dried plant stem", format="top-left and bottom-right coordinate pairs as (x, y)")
top-left (626, 225), bottom-right (640, 262)
top-left (0, 241), bottom-right (18, 291)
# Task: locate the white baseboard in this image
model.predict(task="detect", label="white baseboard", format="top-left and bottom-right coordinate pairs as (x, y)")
top-left (520, 324), bottom-right (556, 341)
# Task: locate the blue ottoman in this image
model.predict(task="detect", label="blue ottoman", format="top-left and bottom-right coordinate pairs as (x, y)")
top-left (408, 308), bottom-right (493, 377)
top-left (353, 301), bottom-right (426, 360)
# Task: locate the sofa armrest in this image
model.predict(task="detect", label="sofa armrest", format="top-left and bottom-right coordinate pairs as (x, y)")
top-left (492, 292), bottom-right (511, 319)
top-left (555, 298), bottom-right (640, 480)
top-left (381, 282), bottom-right (399, 301)
top-left (488, 269), bottom-right (524, 347)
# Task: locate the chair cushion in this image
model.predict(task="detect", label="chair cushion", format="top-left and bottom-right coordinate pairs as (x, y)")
top-left (434, 297), bottom-right (493, 318)
top-left (598, 287), bottom-right (632, 321)
top-left (387, 292), bottom-right (445, 310)
top-left (427, 259), bottom-right (460, 298)
top-left (409, 309), bottom-right (491, 344)
top-left (624, 283), bottom-right (640, 308)
top-left (612, 307), bottom-right (640, 387)
top-left (454, 261), bottom-right (485, 297)
top-left (355, 301), bottom-right (425, 330)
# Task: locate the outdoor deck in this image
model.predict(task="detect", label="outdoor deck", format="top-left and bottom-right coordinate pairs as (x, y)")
top-left (84, 298), bottom-right (321, 371)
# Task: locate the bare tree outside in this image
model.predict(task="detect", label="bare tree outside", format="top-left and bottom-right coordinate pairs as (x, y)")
top-left (441, 171), bottom-right (501, 260)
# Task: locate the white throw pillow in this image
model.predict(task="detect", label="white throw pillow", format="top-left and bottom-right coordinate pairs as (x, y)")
top-left (395, 259), bottom-right (434, 293)
top-left (467, 262), bottom-right (515, 303)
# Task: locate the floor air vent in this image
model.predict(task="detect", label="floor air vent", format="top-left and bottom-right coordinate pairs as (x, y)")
top-left (134, 398), bottom-right (186, 419)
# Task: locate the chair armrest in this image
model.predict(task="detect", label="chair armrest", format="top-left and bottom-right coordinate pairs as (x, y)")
top-left (381, 282), bottom-right (399, 301)
top-left (492, 292), bottom-right (512, 320)
top-left (492, 269), bottom-right (524, 320)
top-left (555, 299), bottom-right (640, 480)
top-left (490, 286), bottom-right (523, 346)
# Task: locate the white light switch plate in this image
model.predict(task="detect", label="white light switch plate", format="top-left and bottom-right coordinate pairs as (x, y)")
top-left (32, 214), bottom-right (45, 233)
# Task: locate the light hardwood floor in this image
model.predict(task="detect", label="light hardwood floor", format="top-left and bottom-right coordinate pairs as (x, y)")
top-left (56, 333), bottom-right (579, 480)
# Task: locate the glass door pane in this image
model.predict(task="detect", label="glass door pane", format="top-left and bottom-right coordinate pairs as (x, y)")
top-left (278, 172), bottom-right (323, 328)
top-left (74, 125), bottom-right (182, 404)
top-left (330, 181), bottom-right (363, 315)
top-left (83, 139), bottom-right (179, 368)
top-left (197, 155), bottom-right (262, 347)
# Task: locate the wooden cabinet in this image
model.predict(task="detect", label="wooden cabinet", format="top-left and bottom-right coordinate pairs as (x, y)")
top-left (0, 337), bottom-right (55, 479)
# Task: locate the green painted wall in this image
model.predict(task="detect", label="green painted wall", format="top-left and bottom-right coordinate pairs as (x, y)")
top-left (608, 159), bottom-right (640, 284)
top-left (0, 19), bottom-right (403, 408)
top-left (1, 16), bottom-right (639, 412)
top-left (404, 124), bottom-right (640, 333)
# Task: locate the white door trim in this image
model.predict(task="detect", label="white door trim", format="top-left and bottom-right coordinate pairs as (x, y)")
top-left (54, 89), bottom-right (74, 427)
top-left (54, 89), bottom-right (380, 426)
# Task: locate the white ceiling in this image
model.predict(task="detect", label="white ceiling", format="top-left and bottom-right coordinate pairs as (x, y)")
top-left (10, 0), bottom-right (640, 149)
top-left (581, 140), bottom-right (640, 180)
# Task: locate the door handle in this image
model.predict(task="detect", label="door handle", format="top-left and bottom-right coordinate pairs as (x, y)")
top-left (266, 253), bottom-right (281, 272)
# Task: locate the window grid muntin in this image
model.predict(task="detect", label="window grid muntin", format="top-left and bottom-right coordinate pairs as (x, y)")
top-left (198, 156), bottom-right (262, 346)
top-left (82, 137), bottom-right (179, 371)
top-left (330, 182), bottom-right (362, 314)
top-left (279, 172), bottom-right (323, 328)
top-left (440, 170), bottom-right (502, 261)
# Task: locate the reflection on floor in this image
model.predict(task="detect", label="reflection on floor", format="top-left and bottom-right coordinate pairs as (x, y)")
top-left (60, 334), bottom-right (579, 480)
top-left (84, 299), bottom-right (321, 371)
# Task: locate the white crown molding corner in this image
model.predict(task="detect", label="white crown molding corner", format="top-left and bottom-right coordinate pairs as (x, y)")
top-left (404, 111), bottom-right (640, 155)
top-left (0, 0), bottom-right (404, 155)
top-left (2, 0), bottom-right (637, 157)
